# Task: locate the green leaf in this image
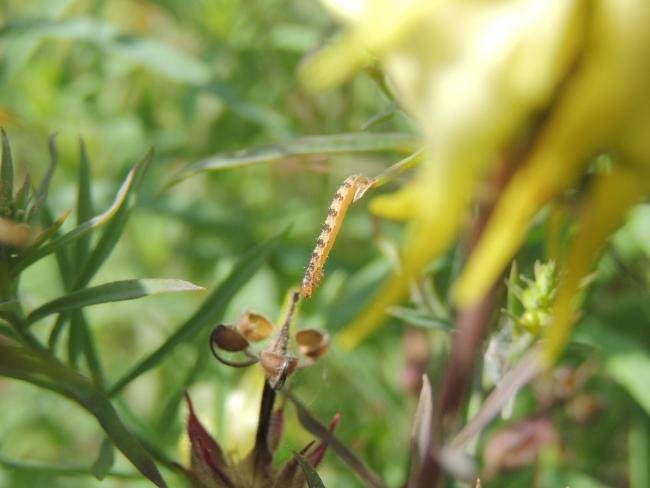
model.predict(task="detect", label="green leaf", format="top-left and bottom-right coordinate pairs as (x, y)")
top-left (576, 318), bottom-right (650, 414)
top-left (169, 132), bottom-right (420, 186)
top-left (73, 148), bottom-right (153, 288)
top-left (14, 150), bottom-right (147, 272)
top-left (0, 128), bottom-right (14, 212)
top-left (108, 228), bottom-right (287, 397)
top-left (629, 412), bottom-right (649, 488)
top-left (91, 437), bottom-right (115, 481)
top-left (294, 452), bottom-right (326, 488)
top-left (0, 299), bottom-right (18, 312)
top-left (0, 454), bottom-right (139, 481)
top-left (27, 279), bottom-right (204, 324)
top-left (385, 306), bottom-right (452, 330)
top-left (370, 149), bottom-right (425, 189)
top-left (13, 173), bottom-right (31, 217)
top-left (0, 344), bottom-right (167, 487)
top-left (72, 310), bottom-right (106, 388)
top-left (1, 18), bottom-right (211, 84)
top-left (13, 209), bottom-right (71, 264)
top-left (29, 133), bottom-right (58, 219)
top-left (75, 138), bottom-right (94, 268)
top-left (42, 206), bottom-right (76, 290)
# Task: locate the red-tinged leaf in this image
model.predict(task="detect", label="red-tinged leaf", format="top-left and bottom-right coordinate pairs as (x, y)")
top-left (306, 412), bottom-right (341, 468)
top-left (273, 441), bottom-right (315, 488)
top-left (268, 407), bottom-right (285, 453)
top-left (286, 391), bottom-right (385, 488)
top-left (185, 393), bottom-right (234, 488)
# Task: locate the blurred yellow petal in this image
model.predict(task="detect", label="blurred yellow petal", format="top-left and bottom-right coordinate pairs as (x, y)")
top-left (455, 0), bottom-right (650, 306)
top-left (368, 184), bottom-right (420, 221)
top-left (543, 165), bottom-right (649, 366)
top-left (301, 1), bottom-right (438, 91)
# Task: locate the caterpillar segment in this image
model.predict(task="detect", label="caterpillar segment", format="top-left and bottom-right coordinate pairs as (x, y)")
top-left (301, 175), bottom-right (371, 299)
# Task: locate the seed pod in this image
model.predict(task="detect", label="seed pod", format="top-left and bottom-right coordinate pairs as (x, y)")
top-left (237, 312), bottom-right (274, 342)
top-left (295, 329), bottom-right (330, 360)
top-left (211, 324), bottom-right (249, 352)
top-left (260, 350), bottom-right (298, 390)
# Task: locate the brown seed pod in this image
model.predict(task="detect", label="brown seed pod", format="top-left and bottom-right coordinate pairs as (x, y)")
top-left (260, 350), bottom-right (298, 390)
top-left (237, 312), bottom-right (274, 342)
top-left (211, 324), bottom-right (249, 352)
top-left (209, 325), bottom-right (258, 368)
top-left (295, 329), bottom-right (330, 360)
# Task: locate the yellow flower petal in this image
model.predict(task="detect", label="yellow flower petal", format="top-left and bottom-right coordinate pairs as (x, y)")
top-left (368, 184), bottom-right (420, 221)
top-left (543, 165), bottom-right (649, 366)
top-left (455, 0), bottom-right (650, 306)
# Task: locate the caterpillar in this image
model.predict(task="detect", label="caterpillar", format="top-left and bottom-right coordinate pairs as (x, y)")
top-left (301, 174), bottom-right (372, 299)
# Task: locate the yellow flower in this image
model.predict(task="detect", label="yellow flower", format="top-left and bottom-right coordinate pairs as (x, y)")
top-left (302, 0), bottom-right (650, 362)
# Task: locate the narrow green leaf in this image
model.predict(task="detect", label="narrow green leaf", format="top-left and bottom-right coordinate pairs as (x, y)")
top-left (1, 18), bottom-right (210, 84)
top-left (73, 148), bottom-right (153, 288)
top-left (0, 323), bottom-right (17, 339)
top-left (169, 133), bottom-right (420, 186)
top-left (108, 228), bottom-right (287, 397)
top-left (28, 279), bottom-right (203, 324)
top-left (42, 206), bottom-right (75, 290)
top-left (371, 149), bottom-right (425, 189)
top-left (294, 452), bottom-right (326, 488)
top-left (74, 310), bottom-right (106, 389)
top-left (0, 344), bottom-right (167, 487)
top-left (29, 133), bottom-right (58, 219)
top-left (14, 153), bottom-right (140, 272)
top-left (0, 299), bottom-right (18, 312)
top-left (75, 138), bottom-right (94, 268)
top-left (14, 173), bottom-right (31, 218)
top-left (385, 306), bottom-right (452, 330)
top-left (629, 412), bottom-right (649, 488)
top-left (91, 437), bottom-right (115, 481)
top-left (48, 313), bottom-right (67, 352)
top-left (0, 128), bottom-right (14, 211)
top-left (13, 209), bottom-right (71, 265)
top-left (68, 313), bottom-right (83, 367)
top-left (0, 454), bottom-right (139, 480)
top-left (360, 102), bottom-right (398, 131)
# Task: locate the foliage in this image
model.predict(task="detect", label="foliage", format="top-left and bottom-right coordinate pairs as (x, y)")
top-left (0, 1), bottom-right (649, 488)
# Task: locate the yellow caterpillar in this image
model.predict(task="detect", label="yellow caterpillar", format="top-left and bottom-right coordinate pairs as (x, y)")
top-left (301, 174), bottom-right (371, 299)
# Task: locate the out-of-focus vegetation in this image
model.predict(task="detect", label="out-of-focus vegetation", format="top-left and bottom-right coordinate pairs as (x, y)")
top-left (0, 1), bottom-right (648, 487)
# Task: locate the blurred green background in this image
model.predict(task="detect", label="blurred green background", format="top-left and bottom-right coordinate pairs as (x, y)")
top-left (0, 1), bottom-right (648, 487)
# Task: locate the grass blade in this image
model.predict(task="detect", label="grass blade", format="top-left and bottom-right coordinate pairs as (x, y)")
top-left (0, 344), bottom-right (167, 487)
top-left (12, 209), bottom-right (71, 264)
top-left (29, 133), bottom-right (58, 219)
top-left (14, 164), bottom-right (137, 271)
top-left (91, 437), bottom-right (115, 481)
top-left (169, 132), bottom-right (420, 186)
top-left (294, 452), bottom-right (326, 488)
top-left (75, 138), bottom-right (94, 268)
top-left (0, 454), bottom-right (139, 481)
top-left (108, 228), bottom-right (287, 397)
top-left (73, 148), bottom-right (153, 288)
top-left (0, 128), bottom-right (14, 210)
top-left (74, 310), bottom-right (106, 388)
top-left (27, 279), bottom-right (203, 324)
